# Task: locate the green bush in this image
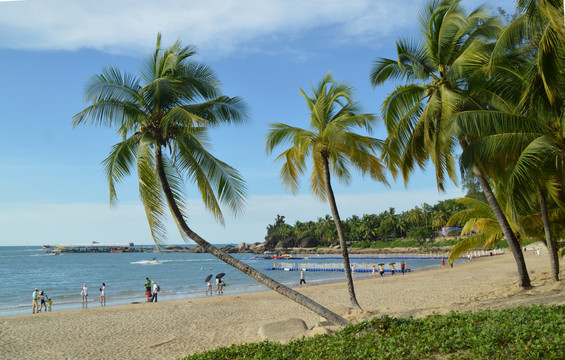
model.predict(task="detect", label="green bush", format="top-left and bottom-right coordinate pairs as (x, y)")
top-left (183, 305), bottom-right (565, 360)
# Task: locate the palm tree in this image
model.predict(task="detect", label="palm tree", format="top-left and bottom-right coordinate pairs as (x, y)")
top-left (447, 190), bottom-right (543, 264)
top-left (371, 0), bottom-right (533, 288)
top-left (457, 0), bottom-right (565, 281)
top-left (73, 34), bottom-right (348, 326)
top-left (266, 73), bottom-right (388, 311)
top-left (491, 0), bottom-right (564, 281)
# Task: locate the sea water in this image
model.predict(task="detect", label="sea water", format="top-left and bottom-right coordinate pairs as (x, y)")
top-left (0, 246), bottom-right (448, 317)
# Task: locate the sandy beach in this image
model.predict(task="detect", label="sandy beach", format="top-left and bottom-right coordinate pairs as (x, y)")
top-left (2, 246), bottom-right (564, 360)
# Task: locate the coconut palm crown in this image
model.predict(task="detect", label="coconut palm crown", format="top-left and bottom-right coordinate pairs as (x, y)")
top-left (266, 72), bottom-right (388, 310)
top-left (370, 0), bottom-right (502, 191)
top-left (73, 34), bottom-right (247, 246)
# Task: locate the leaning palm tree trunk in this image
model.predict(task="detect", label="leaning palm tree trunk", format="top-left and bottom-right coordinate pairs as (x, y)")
top-left (537, 186), bottom-right (560, 281)
top-left (155, 147), bottom-right (349, 326)
top-left (472, 164), bottom-right (531, 288)
top-left (322, 156), bottom-right (362, 311)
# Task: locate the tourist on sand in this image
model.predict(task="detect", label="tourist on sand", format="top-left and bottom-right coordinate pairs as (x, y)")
top-left (371, 264), bottom-right (376, 277)
top-left (378, 265), bottom-right (384, 277)
top-left (100, 283), bottom-right (106, 307)
top-left (81, 284), bottom-right (88, 308)
top-left (536, 248), bottom-right (541, 256)
top-left (206, 281), bottom-right (213, 296)
top-left (145, 277), bottom-right (152, 302)
top-left (299, 268), bottom-right (308, 288)
top-left (151, 280), bottom-right (159, 302)
top-left (218, 278), bottom-right (225, 295)
top-left (40, 291), bottom-right (48, 312)
top-left (47, 297), bottom-right (52, 312)
top-left (400, 261), bottom-right (406, 275)
top-left (441, 258), bottom-right (445, 267)
top-left (390, 263), bottom-right (395, 275)
top-left (215, 277), bottom-right (220, 294)
top-left (32, 288), bottom-right (39, 314)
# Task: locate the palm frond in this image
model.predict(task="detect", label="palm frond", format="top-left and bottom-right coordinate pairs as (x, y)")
top-left (102, 135), bottom-right (139, 206)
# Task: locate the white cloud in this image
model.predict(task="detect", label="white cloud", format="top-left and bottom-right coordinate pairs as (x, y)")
top-left (0, 0), bottom-right (417, 55)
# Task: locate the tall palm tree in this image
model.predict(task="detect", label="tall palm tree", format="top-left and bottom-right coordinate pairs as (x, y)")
top-left (266, 73), bottom-right (388, 311)
top-left (446, 184), bottom-right (543, 264)
top-left (73, 34), bottom-right (348, 326)
top-left (493, 0), bottom-right (564, 281)
top-left (458, 0), bottom-right (565, 281)
top-left (371, 0), bottom-right (533, 288)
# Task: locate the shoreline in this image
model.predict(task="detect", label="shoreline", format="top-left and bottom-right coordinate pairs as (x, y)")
top-left (2, 247), bottom-right (564, 359)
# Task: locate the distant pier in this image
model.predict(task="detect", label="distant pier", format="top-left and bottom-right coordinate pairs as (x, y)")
top-left (49, 243), bottom-right (136, 253)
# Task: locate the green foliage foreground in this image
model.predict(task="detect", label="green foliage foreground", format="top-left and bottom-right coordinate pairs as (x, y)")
top-left (183, 305), bottom-right (564, 360)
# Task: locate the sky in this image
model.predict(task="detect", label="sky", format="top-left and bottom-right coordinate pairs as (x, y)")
top-left (0, 0), bottom-right (516, 246)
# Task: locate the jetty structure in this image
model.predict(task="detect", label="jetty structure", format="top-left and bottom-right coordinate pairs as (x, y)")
top-left (49, 242), bottom-right (135, 253)
top-left (264, 249), bottom-right (505, 273)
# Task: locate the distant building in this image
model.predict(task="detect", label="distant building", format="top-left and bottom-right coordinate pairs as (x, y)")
top-left (441, 227), bottom-right (461, 237)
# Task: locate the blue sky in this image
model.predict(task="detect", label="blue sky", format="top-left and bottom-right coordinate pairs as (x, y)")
top-left (0, 0), bottom-right (516, 246)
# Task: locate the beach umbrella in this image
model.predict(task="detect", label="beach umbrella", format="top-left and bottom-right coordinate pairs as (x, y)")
top-left (378, 263), bottom-right (385, 266)
top-left (216, 273), bottom-right (225, 279)
top-left (204, 274), bottom-right (213, 283)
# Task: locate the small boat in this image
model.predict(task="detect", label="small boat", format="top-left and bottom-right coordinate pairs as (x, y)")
top-left (110, 249), bottom-right (124, 253)
top-left (49, 250), bottom-right (61, 255)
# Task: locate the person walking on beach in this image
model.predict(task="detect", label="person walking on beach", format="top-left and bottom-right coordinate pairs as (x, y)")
top-left (400, 261), bottom-right (406, 275)
top-left (371, 264), bottom-right (376, 277)
top-left (39, 291), bottom-right (48, 312)
top-left (145, 277), bottom-right (152, 302)
top-left (206, 281), bottom-right (213, 296)
top-left (299, 268), bottom-right (308, 288)
top-left (378, 265), bottom-right (384, 277)
top-left (215, 277), bottom-right (220, 294)
top-left (100, 283), bottom-right (106, 307)
top-left (441, 258), bottom-right (446, 268)
top-left (47, 298), bottom-right (52, 312)
top-left (32, 288), bottom-right (39, 314)
top-left (390, 263), bottom-right (395, 275)
top-left (81, 284), bottom-right (88, 308)
top-left (218, 278), bottom-right (225, 295)
top-left (151, 280), bottom-right (159, 302)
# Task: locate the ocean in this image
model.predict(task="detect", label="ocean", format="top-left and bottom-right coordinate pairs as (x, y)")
top-left (0, 245), bottom-right (448, 317)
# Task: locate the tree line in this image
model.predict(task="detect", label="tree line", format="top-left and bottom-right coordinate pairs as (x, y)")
top-left (265, 199), bottom-right (466, 246)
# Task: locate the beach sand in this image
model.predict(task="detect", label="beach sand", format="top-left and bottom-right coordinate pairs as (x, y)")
top-left (2, 246), bottom-right (564, 359)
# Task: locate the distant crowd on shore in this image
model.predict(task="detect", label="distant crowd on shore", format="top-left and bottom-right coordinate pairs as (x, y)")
top-left (370, 261), bottom-right (407, 277)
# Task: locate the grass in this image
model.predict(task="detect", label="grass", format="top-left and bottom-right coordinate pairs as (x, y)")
top-left (182, 304), bottom-right (564, 360)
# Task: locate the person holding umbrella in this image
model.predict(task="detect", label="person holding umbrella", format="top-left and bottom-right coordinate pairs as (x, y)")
top-left (215, 273), bottom-right (225, 295)
top-left (204, 274), bottom-right (213, 296)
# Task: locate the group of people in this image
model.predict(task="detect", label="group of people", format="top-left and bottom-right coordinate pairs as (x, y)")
top-left (371, 261), bottom-right (407, 277)
top-left (79, 283), bottom-right (106, 308)
top-left (144, 277), bottom-right (160, 302)
top-left (32, 288), bottom-right (51, 313)
top-left (205, 277), bottom-right (225, 296)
